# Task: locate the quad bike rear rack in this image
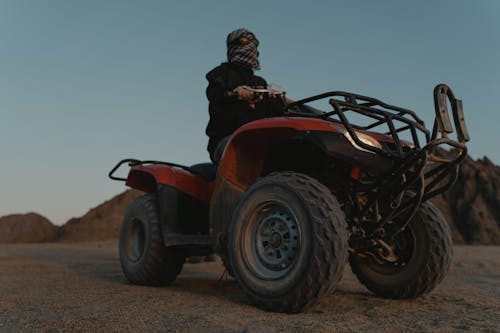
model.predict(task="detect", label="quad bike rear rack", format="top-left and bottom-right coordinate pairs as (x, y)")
top-left (109, 159), bottom-right (205, 181)
top-left (287, 84), bottom-right (469, 239)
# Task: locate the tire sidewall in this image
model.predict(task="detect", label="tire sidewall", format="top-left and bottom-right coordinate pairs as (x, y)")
top-left (119, 195), bottom-right (156, 278)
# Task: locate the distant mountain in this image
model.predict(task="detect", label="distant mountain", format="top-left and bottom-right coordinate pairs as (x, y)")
top-left (0, 213), bottom-right (58, 243)
top-left (57, 189), bottom-right (142, 242)
top-left (1, 156), bottom-right (499, 245)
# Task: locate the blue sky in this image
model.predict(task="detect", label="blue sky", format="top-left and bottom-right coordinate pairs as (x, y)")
top-left (1, 1), bottom-right (499, 224)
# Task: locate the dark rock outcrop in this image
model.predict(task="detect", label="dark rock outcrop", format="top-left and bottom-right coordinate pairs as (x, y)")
top-left (431, 156), bottom-right (500, 245)
top-left (0, 213), bottom-right (58, 243)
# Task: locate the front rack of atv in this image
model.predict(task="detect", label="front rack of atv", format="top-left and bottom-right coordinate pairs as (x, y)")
top-left (286, 84), bottom-right (469, 238)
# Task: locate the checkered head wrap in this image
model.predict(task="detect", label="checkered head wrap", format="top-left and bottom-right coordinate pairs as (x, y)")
top-left (226, 28), bottom-right (260, 70)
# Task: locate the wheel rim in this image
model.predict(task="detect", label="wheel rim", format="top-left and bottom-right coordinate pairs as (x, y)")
top-left (242, 200), bottom-right (301, 280)
top-left (126, 218), bottom-right (146, 263)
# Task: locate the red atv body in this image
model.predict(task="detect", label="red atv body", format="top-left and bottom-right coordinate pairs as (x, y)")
top-left (109, 84), bottom-right (469, 313)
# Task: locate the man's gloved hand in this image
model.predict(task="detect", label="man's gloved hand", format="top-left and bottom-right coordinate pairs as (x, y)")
top-left (234, 86), bottom-right (254, 102)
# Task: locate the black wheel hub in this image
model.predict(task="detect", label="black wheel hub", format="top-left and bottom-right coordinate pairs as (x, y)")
top-left (270, 233), bottom-right (282, 248)
top-left (243, 202), bottom-right (301, 280)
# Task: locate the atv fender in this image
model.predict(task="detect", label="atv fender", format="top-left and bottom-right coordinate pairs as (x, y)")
top-left (218, 117), bottom-right (393, 190)
top-left (218, 117), bottom-right (328, 189)
top-left (126, 164), bottom-right (214, 249)
top-left (126, 164), bottom-right (213, 203)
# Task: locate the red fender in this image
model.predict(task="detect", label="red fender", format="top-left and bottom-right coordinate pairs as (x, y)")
top-left (218, 117), bottom-right (342, 189)
top-left (126, 165), bottom-right (214, 203)
top-left (218, 116), bottom-right (406, 189)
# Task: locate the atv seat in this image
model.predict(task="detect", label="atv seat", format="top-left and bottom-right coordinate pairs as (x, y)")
top-left (189, 163), bottom-right (217, 182)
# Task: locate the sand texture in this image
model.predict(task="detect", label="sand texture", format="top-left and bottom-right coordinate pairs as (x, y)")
top-left (0, 242), bottom-right (498, 333)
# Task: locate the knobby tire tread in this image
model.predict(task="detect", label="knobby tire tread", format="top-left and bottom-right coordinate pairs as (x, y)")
top-left (121, 194), bottom-right (184, 286)
top-left (236, 172), bottom-right (349, 313)
top-left (350, 201), bottom-right (453, 298)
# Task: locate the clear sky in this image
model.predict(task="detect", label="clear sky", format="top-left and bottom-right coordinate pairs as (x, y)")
top-left (1, 1), bottom-right (499, 225)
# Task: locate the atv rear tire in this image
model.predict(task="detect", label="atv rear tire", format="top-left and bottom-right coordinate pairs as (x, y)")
top-left (228, 172), bottom-right (348, 313)
top-left (119, 193), bottom-right (184, 286)
top-left (350, 200), bottom-right (452, 298)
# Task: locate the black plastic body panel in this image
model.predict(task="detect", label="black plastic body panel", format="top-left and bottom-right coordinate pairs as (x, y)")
top-left (307, 130), bottom-right (394, 174)
top-left (157, 184), bottom-right (211, 248)
top-left (209, 176), bottom-right (244, 256)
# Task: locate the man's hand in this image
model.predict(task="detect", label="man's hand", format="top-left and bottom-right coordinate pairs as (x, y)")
top-left (234, 86), bottom-right (254, 102)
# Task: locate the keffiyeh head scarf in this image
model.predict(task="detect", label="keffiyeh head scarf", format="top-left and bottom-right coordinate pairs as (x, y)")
top-left (226, 28), bottom-right (260, 70)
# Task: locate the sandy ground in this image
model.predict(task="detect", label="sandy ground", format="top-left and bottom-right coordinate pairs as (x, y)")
top-left (0, 242), bottom-right (498, 333)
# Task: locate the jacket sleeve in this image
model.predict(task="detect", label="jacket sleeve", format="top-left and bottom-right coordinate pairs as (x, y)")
top-left (206, 66), bottom-right (237, 104)
top-left (206, 66), bottom-right (241, 121)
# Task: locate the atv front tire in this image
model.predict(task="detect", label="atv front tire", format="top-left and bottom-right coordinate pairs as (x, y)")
top-left (228, 172), bottom-right (348, 313)
top-left (119, 193), bottom-right (184, 286)
top-left (350, 200), bottom-right (453, 298)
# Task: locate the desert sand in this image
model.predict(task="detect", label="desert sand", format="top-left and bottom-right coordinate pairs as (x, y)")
top-left (0, 242), bottom-right (498, 333)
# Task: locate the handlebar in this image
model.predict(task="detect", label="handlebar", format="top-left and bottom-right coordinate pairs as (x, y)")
top-left (225, 86), bottom-right (286, 102)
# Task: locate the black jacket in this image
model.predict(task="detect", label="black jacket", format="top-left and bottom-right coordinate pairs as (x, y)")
top-left (205, 62), bottom-right (282, 155)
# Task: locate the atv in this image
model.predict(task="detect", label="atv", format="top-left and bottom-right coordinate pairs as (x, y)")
top-left (109, 84), bottom-right (469, 313)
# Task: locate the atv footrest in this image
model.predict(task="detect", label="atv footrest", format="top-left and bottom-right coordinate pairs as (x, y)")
top-left (164, 233), bottom-right (211, 247)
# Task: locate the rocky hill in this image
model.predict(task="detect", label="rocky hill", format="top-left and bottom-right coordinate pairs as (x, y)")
top-left (57, 189), bottom-right (142, 242)
top-left (0, 213), bottom-right (58, 243)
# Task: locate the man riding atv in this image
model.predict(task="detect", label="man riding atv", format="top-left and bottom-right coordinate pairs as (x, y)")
top-left (206, 28), bottom-right (285, 163)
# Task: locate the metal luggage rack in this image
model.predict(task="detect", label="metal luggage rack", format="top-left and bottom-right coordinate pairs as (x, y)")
top-left (285, 84), bottom-right (469, 191)
top-left (287, 90), bottom-right (432, 160)
top-left (286, 84), bottom-right (469, 234)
